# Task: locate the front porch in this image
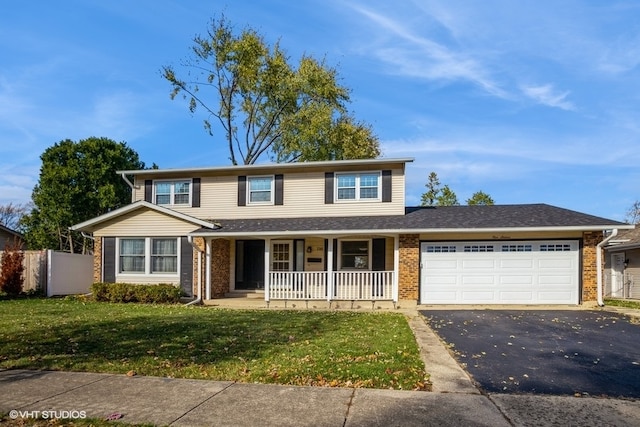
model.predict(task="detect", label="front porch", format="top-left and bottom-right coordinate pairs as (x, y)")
top-left (198, 234), bottom-right (411, 304)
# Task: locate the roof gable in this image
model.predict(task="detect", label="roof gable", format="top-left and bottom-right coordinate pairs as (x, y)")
top-left (70, 201), bottom-right (219, 233)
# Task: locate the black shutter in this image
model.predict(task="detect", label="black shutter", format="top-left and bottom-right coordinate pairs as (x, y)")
top-left (372, 238), bottom-right (386, 271)
top-left (238, 176), bottom-right (247, 206)
top-left (275, 174), bottom-right (284, 205)
top-left (144, 180), bottom-right (153, 203)
top-left (325, 172), bottom-right (334, 204)
top-left (192, 178), bottom-right (201, 208)
top-left (180, 237), bottom-right (193, 297)
top-left (103, 237), bottom-right (116, 283)
top-left (381, 170), bottom-right (392, 202)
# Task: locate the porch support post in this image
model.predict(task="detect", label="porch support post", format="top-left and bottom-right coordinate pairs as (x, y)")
top-left (264, 238), bottom-right (271, 303)
top-left (205, 238), bottom-right (212, 300)
top-left (327, 237), bottom-right (334, 302)
top-left (393, 235), bottom-right (399, 303)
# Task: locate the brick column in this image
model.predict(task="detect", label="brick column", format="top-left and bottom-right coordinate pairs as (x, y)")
top-left (582, 231), bottom-right (603, 302)
top-left (398, 234), bottom-right (420, 301)
top-left (210, 239), bottom-right (231, 298)
top-left (93, 237), bottom-right (102, 283)
top-left (192, 237), bottom-right (205, 298)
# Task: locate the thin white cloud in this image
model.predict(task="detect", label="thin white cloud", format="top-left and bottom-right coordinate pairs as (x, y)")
top-left (349, 5), bottom-right (508, 98)
top-left (521, 84), bottom-right (575, 111)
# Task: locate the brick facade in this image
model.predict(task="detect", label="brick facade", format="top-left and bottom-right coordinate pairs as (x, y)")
top-left (398, 234), bottom-right (420, 300)
top-left (93, 237), bottom-right (102, 282)
top-left (582, 231), bottom-right (603, 302)
top-left (210, 239), bottom-right (231, 298)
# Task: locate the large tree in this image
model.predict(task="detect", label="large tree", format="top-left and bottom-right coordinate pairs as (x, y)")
top-left (162, 16), bottom-right (380, 165)
top-left (21, 137), bottom-right (145, 253)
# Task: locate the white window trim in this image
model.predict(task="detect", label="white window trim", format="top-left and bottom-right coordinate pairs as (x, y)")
top-left (247, 175), bottom-right (275, 205)
top-left (154, 179), bottom-right (192, 206)
top-left (116, 237), bottom-right (181, 278)
top-left (338, 238), bottom-right (372, 270)
top-left (270, 240), bottom-right (293, 272)
top-left (334, 171), bottom-right (381, 203)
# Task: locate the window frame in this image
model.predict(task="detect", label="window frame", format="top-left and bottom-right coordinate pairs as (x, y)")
top-left (338, 239), bottom-right (372, 270)
top-left (116, 237), bottom-right (180, 277)
top-left (247, 175), bottom-right (275, 205)
top-left (335, 172), bottom-right (381, 202)
top-left (153, 180), bottom-right (191, 206)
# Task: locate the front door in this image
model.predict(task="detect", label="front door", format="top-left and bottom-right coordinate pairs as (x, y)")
top-left (611, 253), bottom-right (626, 297)
top-left (235, 240), bottom-right (265, 290)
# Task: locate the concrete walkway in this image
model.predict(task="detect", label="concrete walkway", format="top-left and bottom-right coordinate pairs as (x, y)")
top-left (1, 306), bottom-right (640, 426)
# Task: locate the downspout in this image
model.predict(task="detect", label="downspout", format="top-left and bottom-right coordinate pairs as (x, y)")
top-left (120, 173), bottom-right (137, 203)
top-left (596, 229), bottom-right (618, 307)
top-left (185, 236), bottom-right (203, 306)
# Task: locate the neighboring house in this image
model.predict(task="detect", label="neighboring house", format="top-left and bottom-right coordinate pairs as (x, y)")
top-left (604, 227), bottom-right (640, 299)
top-left (71, 158), bottom-right (631, 305)
top-left (0, 224), bottom-right (24, 250)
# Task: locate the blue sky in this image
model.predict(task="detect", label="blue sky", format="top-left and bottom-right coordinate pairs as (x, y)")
top-left (1, 0), bottom-right (639, 221)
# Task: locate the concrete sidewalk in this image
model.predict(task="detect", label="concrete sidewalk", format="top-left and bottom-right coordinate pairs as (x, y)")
top-left (1, 310), bottom-right (640, 426)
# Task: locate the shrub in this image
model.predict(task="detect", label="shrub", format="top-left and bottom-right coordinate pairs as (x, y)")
top-left (90, 282), bottom-right (182, 304)
top-left (0, 239), bottom-right (24, 296)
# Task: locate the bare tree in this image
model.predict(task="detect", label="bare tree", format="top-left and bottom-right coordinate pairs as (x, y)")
top-left (0, 202), bottom-right (31, 231)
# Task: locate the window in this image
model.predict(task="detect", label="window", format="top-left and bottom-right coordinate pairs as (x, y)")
top-left (248, 176), bottom-right (273, 204)
top-left (464, 245), bottom-right (494, 252)
top-left (426, 245), bottom-right (457, 253)
top-left (501, 244), bottom-right (532, 252)
top-left (336, 172), bottom-right (380, 201)
top-left (271, 241), bottom-right (292, 271)
top-left (540, 243), bottom-right (571, 252)
top-left (120, 239), bottom-right (145, 273)
top-left (340, 240), bottom-right (370, 269)
top-left (118, 237), bottom-right (179, 275)
top-left (155, 180), bottom-right (190, 205)
top-left (151, 238), bottom-right (178, 273)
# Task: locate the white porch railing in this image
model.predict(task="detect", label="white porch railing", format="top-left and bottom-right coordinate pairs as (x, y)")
top-left (267, 270), bottom-right (395, 301)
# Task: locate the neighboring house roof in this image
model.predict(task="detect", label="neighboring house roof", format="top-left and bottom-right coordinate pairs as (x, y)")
top-left (605, 226), bottom-right (640, 251)
top-left (116, 157), bottom-right (415, 177)
top-left (70, 201), bottom-right (220, 233)
top-left (0, 223), bottom-right (23, 239)
top-left (190, 204), bottom-right (630, 237)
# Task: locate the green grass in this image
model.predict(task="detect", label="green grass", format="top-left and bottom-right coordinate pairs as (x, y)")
top-left (0, 299), bottom-right (429, 390)
top-left (604, 298), bottom-right (640, 310)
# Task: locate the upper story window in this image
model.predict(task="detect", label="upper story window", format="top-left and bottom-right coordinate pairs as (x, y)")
top-left (336, 172), bottom-right (380, 201)
top-left (248, 176), bottom-right (274, 204)
top-left (155, 180), bottom-right (190, 205)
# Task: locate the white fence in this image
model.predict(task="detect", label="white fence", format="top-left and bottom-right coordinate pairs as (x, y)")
top-left (0, 250), bottom-right (93, 296)
top-left (605, 272), bottom-right (639, 299)
top-left (267, 270), bottom-right (395, 301)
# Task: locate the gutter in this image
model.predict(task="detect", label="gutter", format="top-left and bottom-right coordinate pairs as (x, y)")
top-left (596, 229), bottom-right (618, 307)
top-left (185, 236), bottom-right (204, 306)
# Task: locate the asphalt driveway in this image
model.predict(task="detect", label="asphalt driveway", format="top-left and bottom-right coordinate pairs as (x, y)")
top-left (420, 310), bottom-right (640, 398)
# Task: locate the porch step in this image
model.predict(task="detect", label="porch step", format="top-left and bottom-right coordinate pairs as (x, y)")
top-left (224, 291), bottom-right (264, 299)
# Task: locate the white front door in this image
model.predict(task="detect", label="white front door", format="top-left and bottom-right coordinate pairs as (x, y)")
top-left (611, 253), bottom-right (626, 298)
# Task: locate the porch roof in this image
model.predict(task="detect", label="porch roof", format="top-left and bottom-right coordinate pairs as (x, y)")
top-left (189, 203), bottom-right (630, 237)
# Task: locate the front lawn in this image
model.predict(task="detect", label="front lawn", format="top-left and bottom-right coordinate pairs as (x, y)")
top-left (0, 299), bottom-right (428, 390)
top-left (604, 298), bottom-right (640, 310)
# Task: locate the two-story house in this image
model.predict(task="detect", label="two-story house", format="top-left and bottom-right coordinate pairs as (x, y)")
top-left (71, 158), bottom-right (631, 306)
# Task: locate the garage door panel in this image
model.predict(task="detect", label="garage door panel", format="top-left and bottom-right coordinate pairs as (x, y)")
top-left (462, 259), bottom-right (495, 268)
top-left (421, 240), bottom-right (578, 305)
top-left (462, 275), bottom-right (496, 285)
top-left (499, 275), bottom-right (533, 285)
top-left (500, 259), bottom-right (534, 268)
top-left (499, 291), bottom-right (534, 301)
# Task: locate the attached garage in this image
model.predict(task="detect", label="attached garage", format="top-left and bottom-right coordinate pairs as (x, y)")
top-left (420, 240), bottom-right (580, 304)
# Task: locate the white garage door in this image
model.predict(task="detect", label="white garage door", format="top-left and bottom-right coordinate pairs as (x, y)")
top-left (420, 240), bottom-right (579, 304)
